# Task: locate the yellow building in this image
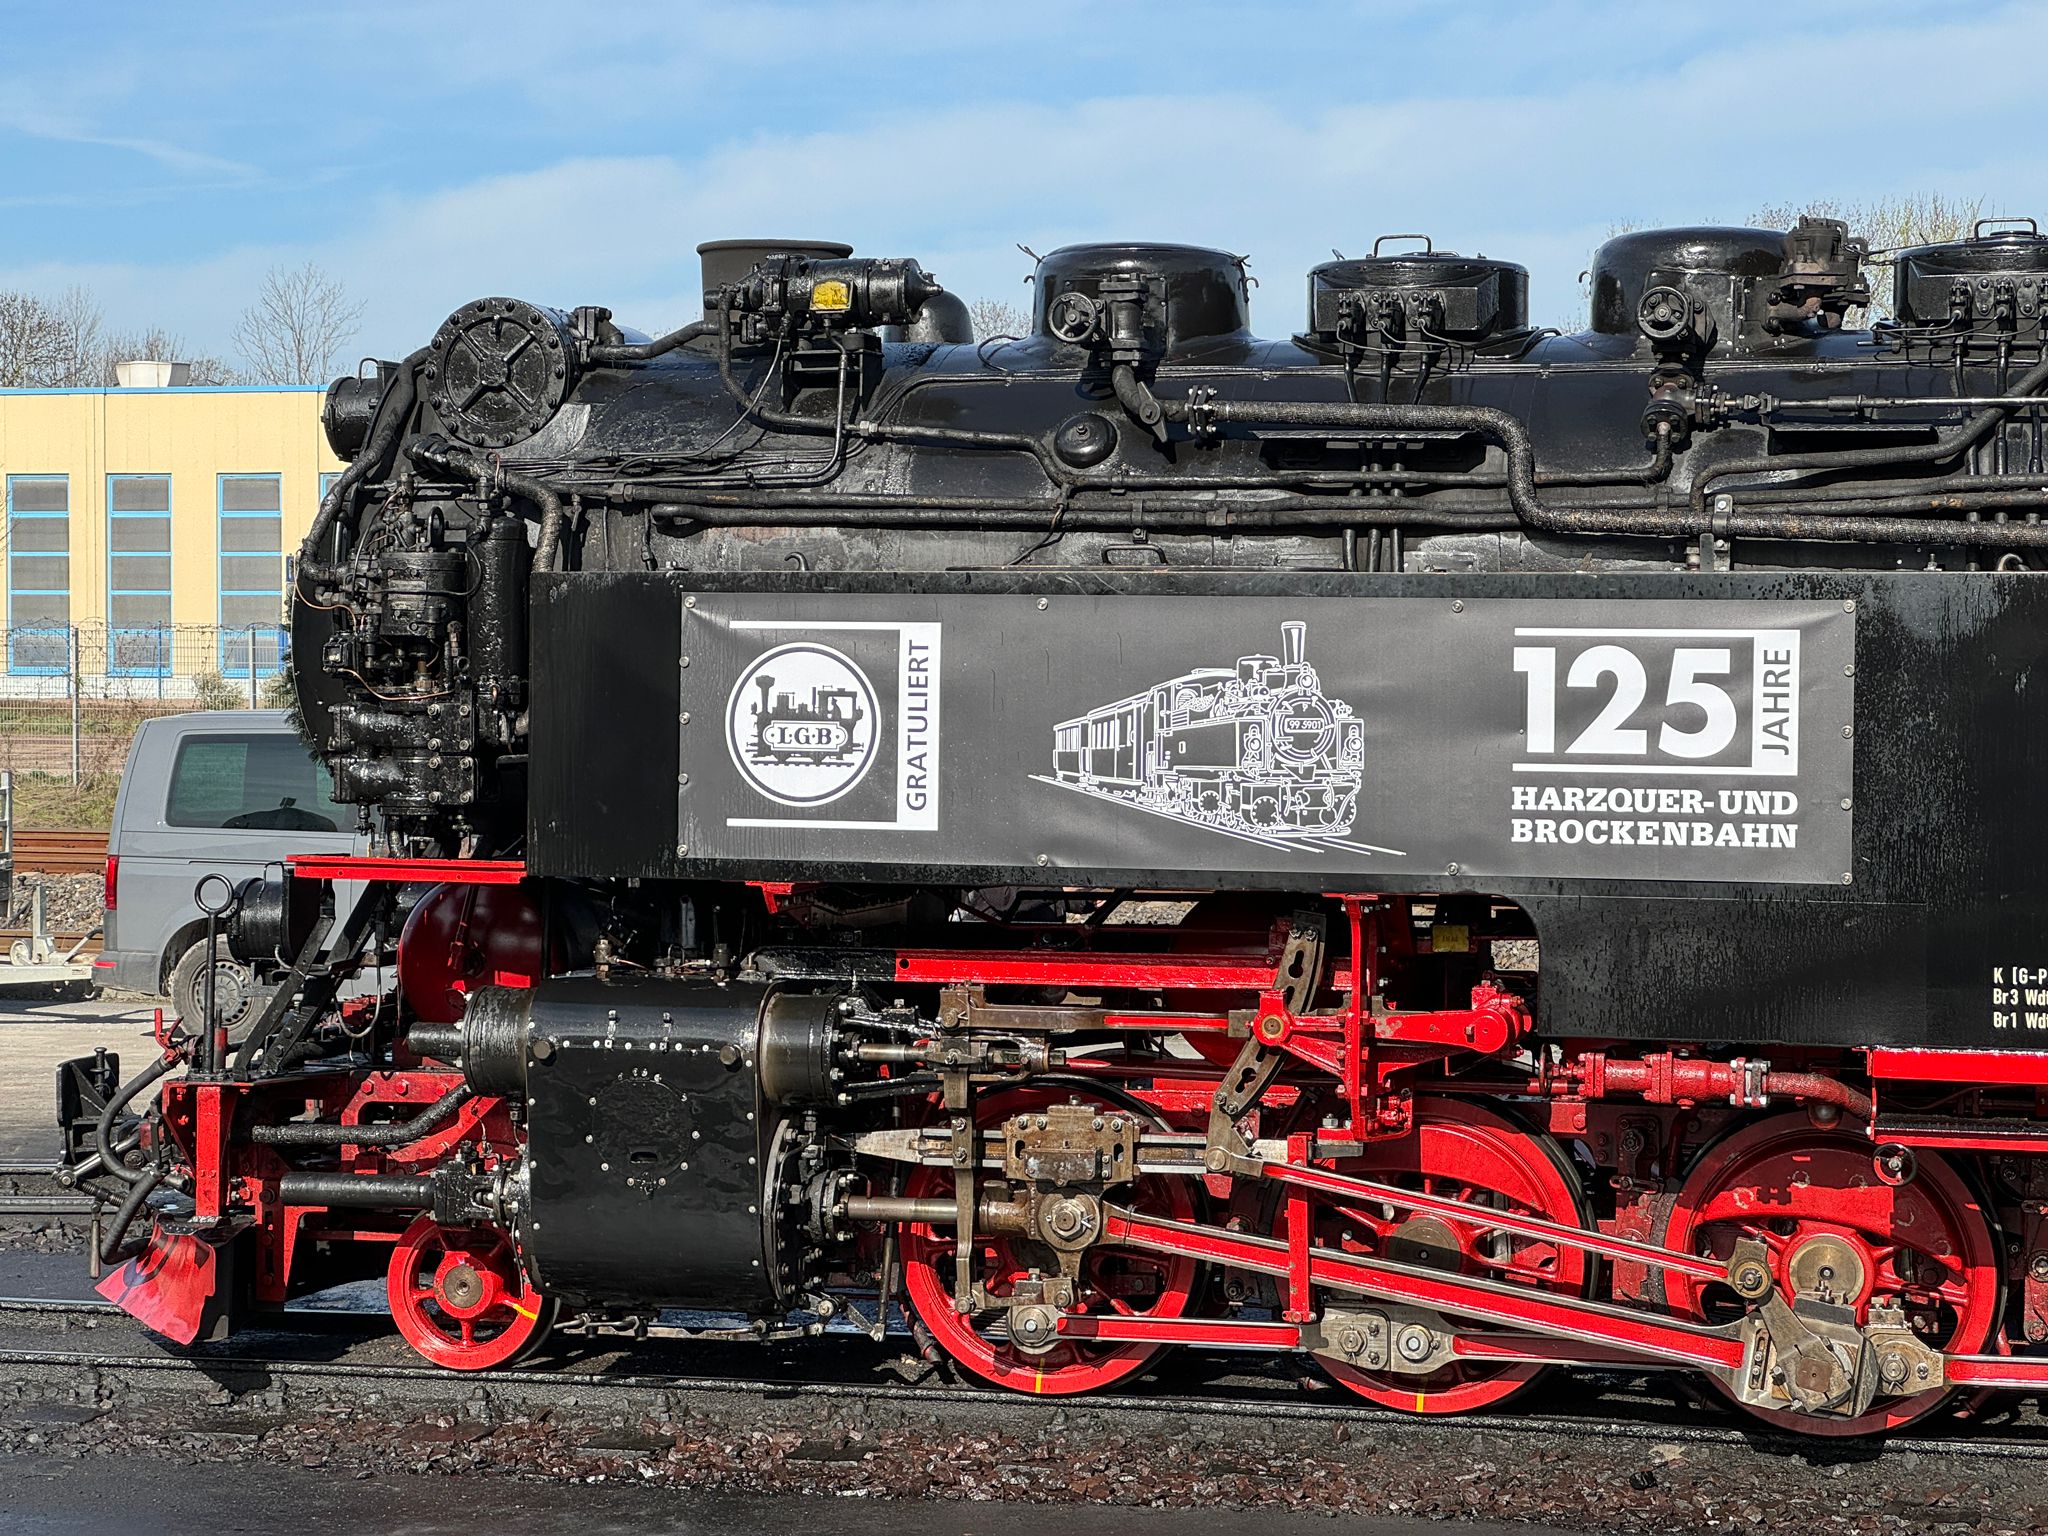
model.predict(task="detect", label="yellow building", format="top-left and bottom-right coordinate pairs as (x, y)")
top-left (0, 382), bottom-right (339, 681)
top-left (0, 382), bottom-right (339, 684)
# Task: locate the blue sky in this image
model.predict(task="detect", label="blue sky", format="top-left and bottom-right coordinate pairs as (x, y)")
top-left (3, 0), bottom-right (2045, 361)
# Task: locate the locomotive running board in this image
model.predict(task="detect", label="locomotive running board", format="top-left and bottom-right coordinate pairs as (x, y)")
top-left (288, 855), bottom-right (527, 885)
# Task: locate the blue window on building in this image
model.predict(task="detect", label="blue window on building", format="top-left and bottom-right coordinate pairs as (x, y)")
top-left (218, 473), bottom-right (284, 676)
top-left (108, 474), bottom-right (173, 675)
top-left (6, 475), bottom-right (70, 675)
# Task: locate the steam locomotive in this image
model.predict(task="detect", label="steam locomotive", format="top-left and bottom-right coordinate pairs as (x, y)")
top-left (1049, 620), bottom-right (1365, 839)
top-left (62, 216), bottom-right (2048, 1437)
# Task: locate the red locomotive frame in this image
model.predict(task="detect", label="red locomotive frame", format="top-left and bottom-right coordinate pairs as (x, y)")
top-left (87, 853), bottom-right (2048, 1437)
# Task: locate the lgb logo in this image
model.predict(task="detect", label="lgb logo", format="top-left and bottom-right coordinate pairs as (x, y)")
top-left (726, 642), bottom-right (879, 806)
top-left (763, 720), bottom-right (851, 752)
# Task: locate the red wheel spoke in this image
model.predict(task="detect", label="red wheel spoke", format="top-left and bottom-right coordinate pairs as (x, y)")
top-left (386, 1213), bottom-right (550, 1372)
top-left (1659, 1116), bottom-right (1999, 1437)
top-left (1317, 1098), bottom-right (1589, 1418)
top-left (899, 1089), bottom-right (1198, 1396)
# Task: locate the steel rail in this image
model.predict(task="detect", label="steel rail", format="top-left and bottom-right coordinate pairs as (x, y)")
top-left (0, 1194), bottom-right (97, 1217)
top-left (1, 1342), bottom-right (2047, 1461)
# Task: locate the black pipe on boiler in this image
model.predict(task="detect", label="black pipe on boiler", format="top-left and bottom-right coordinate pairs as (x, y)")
top-left (277, 1172), bottom-right (436, 1210)
top-left (248, 1082), bottom-right (472, 1147)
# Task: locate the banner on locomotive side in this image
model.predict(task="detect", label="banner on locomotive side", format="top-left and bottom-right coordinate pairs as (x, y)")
top-left (553, 581), bottom-right (1855, 886)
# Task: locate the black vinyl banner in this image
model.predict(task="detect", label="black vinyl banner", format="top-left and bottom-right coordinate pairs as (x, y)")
top-left (678, 592), bottom-right (1856, 886)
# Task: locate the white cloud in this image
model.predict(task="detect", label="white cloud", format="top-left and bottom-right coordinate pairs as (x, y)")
top-left (6, 0), bottom-right (2048, 357)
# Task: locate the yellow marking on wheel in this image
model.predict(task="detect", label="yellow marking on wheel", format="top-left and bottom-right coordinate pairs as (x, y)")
top-left (509, 1300), bottom-right (539, 1321)
top-left (1414, 1391), bottom-right (1427, 1412)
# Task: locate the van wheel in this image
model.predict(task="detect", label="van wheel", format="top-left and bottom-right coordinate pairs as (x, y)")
top-left (169, 938), bottom-right (277, 1045)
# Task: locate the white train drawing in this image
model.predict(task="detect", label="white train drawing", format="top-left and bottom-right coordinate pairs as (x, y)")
top-left (1051, 621), bottom-right (1364, 836)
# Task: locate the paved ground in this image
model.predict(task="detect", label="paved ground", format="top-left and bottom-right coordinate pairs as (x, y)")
top-left (0, 995), bottom-right (157, 1163)
top-left (0, 1451), bottom-right (1584, 1535)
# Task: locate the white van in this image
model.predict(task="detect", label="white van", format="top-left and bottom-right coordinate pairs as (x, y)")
top-left (94, 711), bottom-right (357, 1023)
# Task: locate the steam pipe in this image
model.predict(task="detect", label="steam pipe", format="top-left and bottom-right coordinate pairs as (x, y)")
top-left (248, 1081), bottom-right (472, 1147)
top-left (297, 347), bottom-right (428, 570)
top-left (1110, 362), bottom-right (1167, 442)
top-left (1688, 350), bottom-right (2048, 516)
top-left (645, 494), bottom-right (1517, 532)
top-left (1163, 398), bottom-right (2048, 549)
top-left (406, 439), bottom-right (570, 575)
top-left (588, 319), bottom-right (712, 366)
top-left (276, 1172), bottom-right (436, 1210)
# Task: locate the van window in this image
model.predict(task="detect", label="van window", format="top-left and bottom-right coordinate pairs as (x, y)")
top-left (164, 734), bottom-right (344, 832)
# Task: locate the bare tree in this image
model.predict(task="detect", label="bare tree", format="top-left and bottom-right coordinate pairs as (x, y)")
top-left (0, 287), bottom-right (243, 387)
top-left (47, 287), bottom-right (106, 386)
top-left (968, 297), bottom-right (1030, 341)
top-left (101, 326), bottom-right (240, 386)
top-left (1751, 193), bottom-right (1988, 321)
top-left (232, 262), bottom-right (365, 384)
top-left (0, 291), bottom-right (72, 386)
top-left (183, 354), bottom-right (241, 386)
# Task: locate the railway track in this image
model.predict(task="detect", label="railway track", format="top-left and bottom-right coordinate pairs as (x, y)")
top-left (5, 828), bottom-right (104, 876)
top-left (0, 1195), bottom-right (95, 1217)
top-left (2, 1291), bottom-right (2046, 1462)
top-left (0, 1165), bottom-right (100, 1219)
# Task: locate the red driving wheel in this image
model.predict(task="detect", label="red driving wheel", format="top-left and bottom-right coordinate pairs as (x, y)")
top-left (1316, 1097), bottom-right (1591, 1414)
top-left (1658, 1115), bottom-right (2001, 1436)
top-left (386, 1213), bottom-right (555, 1371)
top-left (901, 1089), bottom-right (1200, 1395)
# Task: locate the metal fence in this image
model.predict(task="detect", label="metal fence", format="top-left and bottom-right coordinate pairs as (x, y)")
top-left (0, 622), bottom-right (289, 782)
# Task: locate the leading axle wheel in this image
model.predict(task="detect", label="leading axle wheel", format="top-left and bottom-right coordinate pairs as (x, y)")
top-left (900, 1089), bottom-right (1200, 1395)
top-left (386, 1214), bottom-right (555, 1371)
top-left (1316, 1098), bottom-right (1591, 1414)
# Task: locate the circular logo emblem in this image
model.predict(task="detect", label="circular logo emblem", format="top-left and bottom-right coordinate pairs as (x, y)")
top-left (726, 642), bottom-right (880, 806)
